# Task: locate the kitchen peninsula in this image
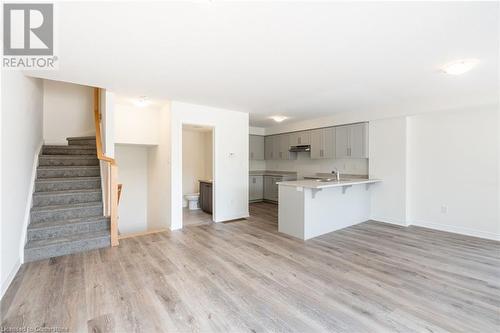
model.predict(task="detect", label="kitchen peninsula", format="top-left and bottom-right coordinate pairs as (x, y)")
top-left (277, 178), bottom-right (381, 240)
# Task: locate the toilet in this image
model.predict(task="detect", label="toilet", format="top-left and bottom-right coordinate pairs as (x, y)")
top-left (185, 193), bottom-right (200, 210)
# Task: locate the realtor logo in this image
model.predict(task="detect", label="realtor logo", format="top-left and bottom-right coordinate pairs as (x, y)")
top-left (3, 3), bottom-right (57, 69)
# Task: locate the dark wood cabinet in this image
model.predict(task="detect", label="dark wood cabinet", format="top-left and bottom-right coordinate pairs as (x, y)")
top-left (199, 181), bottom-right (213, 214)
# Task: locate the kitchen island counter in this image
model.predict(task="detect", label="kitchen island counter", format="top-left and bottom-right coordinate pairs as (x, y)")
top-left (277, 178), bottom-right (381, 240)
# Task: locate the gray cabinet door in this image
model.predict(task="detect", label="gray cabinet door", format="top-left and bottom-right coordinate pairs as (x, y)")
top-left (311, 127), bottom-right (335, 159)
top-left (310, 129), bottom-right (323, 159)
top-left (279, 134), bottom-right (292, 160)
top-left (335, 123), bottom-right (367, 158)
top-left (263, 176), bottom-right (273, 200)
top-left (263, 175), bottom-right (281, 202)
top-left (290, 131), bottom-right (311, 146)
top-left (349, 123), bottom-right (368, 158)
top-left (335, 125), bottom-right (350, 158)
top-left (265, 136), bottom-right (274, 160)
top-left (249, 135), bottom-right (264, 160)
top-left (271, 176), bottom-right (281, 201)
top-left (249, 175), bottom-right (263, 201)
top-left (323, 127), bottom-right (336, 159)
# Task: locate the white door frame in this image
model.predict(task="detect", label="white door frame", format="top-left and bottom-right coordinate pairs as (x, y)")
top-left (178, 123), bottom-right (216, 228)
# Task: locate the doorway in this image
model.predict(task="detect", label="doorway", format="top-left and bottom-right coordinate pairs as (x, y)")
top-left (182, 124), bottom-right (214, 226)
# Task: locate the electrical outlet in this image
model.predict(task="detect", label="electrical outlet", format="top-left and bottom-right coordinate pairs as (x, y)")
top-left (440, 205), bottom-right (448, 214)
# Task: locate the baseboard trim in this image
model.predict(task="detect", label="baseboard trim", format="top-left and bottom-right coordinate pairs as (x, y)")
top-left (19, 141), bottom-right (43, 264)
top-left (370, 216), bottom-right (409, 226)
top-left (1, 258), bottom-right (21, 301)
top-left (119, 228), bottom-right (168, 239)
top-left (215, 213), bottom-right (250, 223)
top-left (410, 220), bottom-right (500, 241)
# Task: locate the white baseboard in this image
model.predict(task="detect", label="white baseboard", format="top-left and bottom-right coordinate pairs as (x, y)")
top-left (214, 212), bottom-right (249, 223)
top-left (370, 215), bottom-right (409, 226)
top-left (19, 141), bottom-right (43, 264)
top-left (410, 220), bottom-right (500, 241)
top-left (1, 258), bottom-right (21, 301)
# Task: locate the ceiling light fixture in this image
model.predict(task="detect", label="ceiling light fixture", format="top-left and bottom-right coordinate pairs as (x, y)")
top-left (440, 59), bottom-right (479, 75)
top-left (270, 116), bottom-right (288, 123)
top-left (134, 96), bottom-right (150, 107)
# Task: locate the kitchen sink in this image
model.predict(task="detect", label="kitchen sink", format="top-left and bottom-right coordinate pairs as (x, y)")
top-left (315, 178), bottom-right (336, 182)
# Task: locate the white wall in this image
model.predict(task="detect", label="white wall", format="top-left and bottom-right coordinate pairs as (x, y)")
top-left (407, 108), bottom-right (499, 239)
top-left (182, 128), bottom-right (213, 206)
top-left (250, 126), bottom-right (265, 135)
top-left (147, 104), bottom-right (171, 230)
top-left (369, 117), bottom-right (408, 225)
top-left (170, 101), bottom-right (249, 228)
top-left (114, 103), bottom-right (161, 145)
top-left (115, 145), bottom-right (149, 234)
top-left (1, 72), bottom-right (43, 299)
top-left (43, 80), bottom-right (94, 145)
top-left (266, 155), bottom-right (368, 178)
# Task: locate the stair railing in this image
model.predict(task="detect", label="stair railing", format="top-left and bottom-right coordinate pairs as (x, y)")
top-left (93, 87), bottom-right (119, 246)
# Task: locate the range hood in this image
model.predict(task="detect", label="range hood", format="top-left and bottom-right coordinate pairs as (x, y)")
top-left (289, 145), bottom-right (311, 152)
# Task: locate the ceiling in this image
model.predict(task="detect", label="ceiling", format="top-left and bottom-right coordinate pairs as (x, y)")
top-left (27, 1), bottom-right (499, 127)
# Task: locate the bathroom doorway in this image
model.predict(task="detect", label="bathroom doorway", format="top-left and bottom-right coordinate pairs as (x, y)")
top-left (182, 124), bottom-right (214, 226)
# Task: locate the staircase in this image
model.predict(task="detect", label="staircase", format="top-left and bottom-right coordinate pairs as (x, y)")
top-left (24, 136), bottom-right (111, 262)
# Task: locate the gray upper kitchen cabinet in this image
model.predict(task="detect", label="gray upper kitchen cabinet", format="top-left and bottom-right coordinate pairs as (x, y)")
top-left (310, 127), bottom-right (335, 159)
top-left (290, 131), bottom-right (311, 146)
top-left (349, 123), bottom-right (368, 158)
top-left (267, 134), bottom-right (293, 160)
top-left (249, 175), bottom-right (264, 201)
top-left (335, 123), bottom-right (368, 159)
top-left (249, 135), bottom-right (264, 160)
top-left (277, 134), bottom-right (293, 160)
top-left (264, 136), bottom-right (275, 160)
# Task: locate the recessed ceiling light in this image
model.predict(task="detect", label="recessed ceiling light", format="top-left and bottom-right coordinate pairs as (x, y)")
top-left (270, 116), bottom-right (288, 123)
top-left (134, 96), bottom-right (150, 107)
top-left (441, 59), bottom-right (479, 75)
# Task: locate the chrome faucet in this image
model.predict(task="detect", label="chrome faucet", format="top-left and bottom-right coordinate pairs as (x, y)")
top-left (331, 168), bottom-right (340, 181)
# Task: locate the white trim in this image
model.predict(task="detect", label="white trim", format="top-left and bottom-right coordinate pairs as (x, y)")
top-left (0, 257), bottom-right (21, 301)
top-left (371, 216), bottom-right (409, 227)
top-left (410, 220), bottom-right (500, 241)
top-left (214, 213), bottom-right (250, 223)
top-left (19, 141), bottom-right (43, 264)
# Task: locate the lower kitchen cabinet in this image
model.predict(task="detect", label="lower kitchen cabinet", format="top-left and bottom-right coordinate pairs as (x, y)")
top-left (250, 173), bottom-right (296, 203)
top-left (249, 175), bottom-right (264, 201)
top-left (264, 176), bottom-right (281, 202)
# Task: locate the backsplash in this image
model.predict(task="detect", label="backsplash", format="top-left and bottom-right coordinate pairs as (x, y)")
top-left (250, 152), bottom-right (368, 179)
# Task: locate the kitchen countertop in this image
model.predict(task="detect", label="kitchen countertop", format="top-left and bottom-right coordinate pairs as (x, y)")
top-left (249, 170), bottom-right (297, 176)
top-left (277, 178), bottom-right (382, 189)
top-left (199, 179), bottom-right (213, 183)
top-left (303, 173), bottom-right (368, 180)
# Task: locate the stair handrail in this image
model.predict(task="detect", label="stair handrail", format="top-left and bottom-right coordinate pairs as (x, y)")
top-left (93, 87), bottom-right (119, 247)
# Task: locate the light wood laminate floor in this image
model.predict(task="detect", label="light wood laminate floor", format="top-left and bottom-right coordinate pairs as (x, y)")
top-left (183, 207), bottom-right (213, 226)
top-left (1, 203), bottom-right (499, 332)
